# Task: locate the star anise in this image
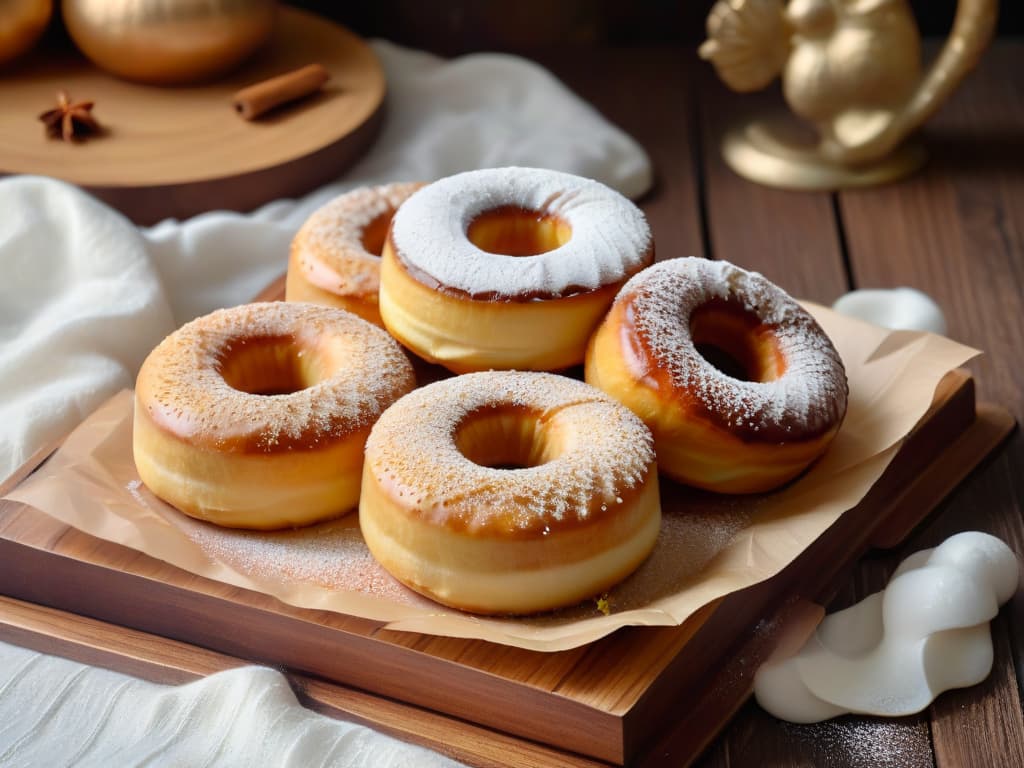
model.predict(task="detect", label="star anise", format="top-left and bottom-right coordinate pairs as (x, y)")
top-left (38, 91), bottom-right (101, 142)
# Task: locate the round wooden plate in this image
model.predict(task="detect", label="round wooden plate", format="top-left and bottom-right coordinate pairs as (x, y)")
top-left (0, 7), bottom-right (385, 224)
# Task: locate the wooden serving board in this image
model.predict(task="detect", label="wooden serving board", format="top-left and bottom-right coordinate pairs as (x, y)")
top-left (0, 361), bottom-right (1013, 767)
top-left (0, 7), bottom-right (385, 224)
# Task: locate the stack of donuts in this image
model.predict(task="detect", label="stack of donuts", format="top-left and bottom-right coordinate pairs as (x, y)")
top-left (134, 167), bottom-right (849, 615)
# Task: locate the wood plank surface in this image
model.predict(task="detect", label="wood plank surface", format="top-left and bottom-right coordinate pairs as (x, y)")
top-left (697, 75), bottom-right (849, 303)
top-left (1, 369), bottom-right (1011, 767)
top-left (689, 39), bottom-right (1024, 768)
top-left (529, 48), bottom-right (706, 262)
top-left (836, 40), bottom-right (1024, 768)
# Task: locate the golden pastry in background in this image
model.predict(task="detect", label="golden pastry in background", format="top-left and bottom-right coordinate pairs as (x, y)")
top-left (0, 0), bottom-right (52, 66)
top-left (62, 0), bottom-right (276, 84)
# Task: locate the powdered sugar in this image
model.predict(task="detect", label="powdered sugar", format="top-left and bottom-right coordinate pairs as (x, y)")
top-left (136, 302), bottom-right (415, 452)
top-left (294, 182), bottom-right (422, 295)
top-left (364, 371), bottom-right (656, 533)
top-left (605, 491), bottom-right (754, 607)
top-left (179, 513), bottom-right (430, 606)
top-left (170, 476), bottom-right (753, 621)
top-left (624, 258), bottom-right (848, 440)
top-left (389, 167), bottom-right (652, 299)
top-left (781, 717), bottom-right (932, 767)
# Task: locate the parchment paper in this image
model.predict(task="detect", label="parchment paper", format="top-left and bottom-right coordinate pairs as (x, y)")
top-left (6, 305), bottom-right (977, 651)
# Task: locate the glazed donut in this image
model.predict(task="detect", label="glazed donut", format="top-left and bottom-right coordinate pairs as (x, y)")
top-left (379, 167), bottom-right (653, 373)
top-left (360, 371), bottom-right (661, 615)
top-left (286, 182), bottom-right (423, 326)
top-left (585, 258), bottom-right (848, 494)
top-left (133, 302), bottom-right (416, 529)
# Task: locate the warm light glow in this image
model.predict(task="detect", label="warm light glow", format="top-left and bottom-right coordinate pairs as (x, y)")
top-left (467, 206), bottom-right (572, 256)
top-left (690, 302), bottom-right (784, 382)
top-left (454, 408), bottom-right (555, 470)
top-left (218, 336), bottom-right (320, 395)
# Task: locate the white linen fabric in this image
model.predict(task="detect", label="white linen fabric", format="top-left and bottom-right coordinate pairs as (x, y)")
top-left (0, 40), bottom-right (651, 766)
top-left (0, 643), bottom-right (464, 767)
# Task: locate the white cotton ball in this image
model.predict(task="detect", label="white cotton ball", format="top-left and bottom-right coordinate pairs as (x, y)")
top-left (832, 288), bottom-right (947, 335)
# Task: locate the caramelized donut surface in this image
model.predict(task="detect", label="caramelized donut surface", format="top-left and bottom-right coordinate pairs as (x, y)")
top-left (586, 258), bottom-right (848, 493)
top-left (359, 371), bottom-right (661, 614)
top-left (286, 182), bottom-right (422, 325)
top-left (134, 302), bottom-right (416, 529)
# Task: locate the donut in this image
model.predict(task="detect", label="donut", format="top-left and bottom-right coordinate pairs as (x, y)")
top-left (585, 258), bottom-right (848, 494)
top-left (133, 302), bottom-right (416, 529)
top-left (379, 167), bottom-right (654, 373)
top-left (286, 182), bottom-right (423, 326)
top-left (359, 371), bottom-right (661, 615)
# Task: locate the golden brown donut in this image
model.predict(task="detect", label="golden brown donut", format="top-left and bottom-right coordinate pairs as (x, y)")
top-left (286, 183), bottom-right (423, 325)
top-left (359, 371), bottom-right (661, 615)
top-left (585, 258), bottom-right (848, 494)
top-left (379, 167), bottom-right (653, 373)
top-left (133, 302), bottom-right (416, 529)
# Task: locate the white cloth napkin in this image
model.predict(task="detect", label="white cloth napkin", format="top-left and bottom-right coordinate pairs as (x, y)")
top-left (0, 40), bottom-right (651, 766)
top-left (0, 643), bottom-right (463, 767)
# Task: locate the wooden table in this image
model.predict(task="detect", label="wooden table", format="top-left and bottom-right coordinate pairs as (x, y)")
top-left (2, 40), bottom-right (1021, 768)
top-left (529, 41), bottom-right (1023, 767)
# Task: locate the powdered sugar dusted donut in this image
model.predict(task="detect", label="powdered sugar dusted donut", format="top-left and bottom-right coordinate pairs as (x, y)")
top-left (379, 167), bottom-right (654, 372)
top-left (134, 302), bottom-right (416, 529)
top-left (585, 257), bottom-right (848, 493)
top-left (359, 371), bottom-right (661, 614)
top-left (287, 182), bottom-right (423, 326)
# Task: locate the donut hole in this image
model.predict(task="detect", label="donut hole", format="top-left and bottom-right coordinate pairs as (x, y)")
top-left (467, 206), bottom-right (572, 257)
top-left (219, 336), bottom-right (321, 396)
top-left (455, 408), bottom-right (555, 470)
top-left (690, 302), bottom-right (784, 383)
top-left (360, 211), bottom-right (395, 257)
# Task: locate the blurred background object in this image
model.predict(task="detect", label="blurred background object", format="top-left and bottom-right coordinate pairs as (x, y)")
top-left (0, 0), bottom-right (52, 65)
top-left (698, 0), bottom-right (1000, 189)
top-left (61, 0), bottom-right (276, 84)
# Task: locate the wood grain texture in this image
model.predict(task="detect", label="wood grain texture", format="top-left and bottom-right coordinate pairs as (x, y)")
top-left (837, 40), bottom-right (1024, 768)
top-left (529, 48), bottom-right (706, 262)
top-left (0, 369), bottom-right (1009, 767)
top-left (0, 8), bottom-right (385, 224)
top-left (697, 75), bottom-right (848, 304)
top-left (692, 40), bottom-right (1023, 768)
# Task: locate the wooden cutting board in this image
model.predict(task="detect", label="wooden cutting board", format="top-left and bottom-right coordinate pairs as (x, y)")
top-left (0, 358), bottom-right (1013, 766)
top-left (0, 7), bottom-right (385, 224)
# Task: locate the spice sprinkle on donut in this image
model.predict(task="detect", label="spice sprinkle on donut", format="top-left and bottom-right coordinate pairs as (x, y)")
top-left (359, 371), bottom-right (662, 615)
top-left (286, 182), bottom-right (423, 326)
top-left (585, 257), bottom-right (848, 494)
top-left (133, 302), bottom-right (416, 530)
top-left (379, 167), bottom-right (654, 373)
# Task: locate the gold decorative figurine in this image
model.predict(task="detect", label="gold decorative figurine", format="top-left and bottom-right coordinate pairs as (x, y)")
top-left (699, 0), bottom-right (998, 189)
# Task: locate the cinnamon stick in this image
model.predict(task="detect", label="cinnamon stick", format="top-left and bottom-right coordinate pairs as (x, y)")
top-left (232, 64), bottom-right (330, 120)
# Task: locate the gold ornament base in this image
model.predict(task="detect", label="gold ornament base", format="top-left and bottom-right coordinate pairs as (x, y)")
top-left (721, 115), bottom-right (927, 191)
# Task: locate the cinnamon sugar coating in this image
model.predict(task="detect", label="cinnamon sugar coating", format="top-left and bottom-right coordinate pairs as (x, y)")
top-left (364, 371), bottom-right (656, 536)
top-left (136, 302), bottom-right (416, 453)
top-left (292, 182), bottom-right (423, 296)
